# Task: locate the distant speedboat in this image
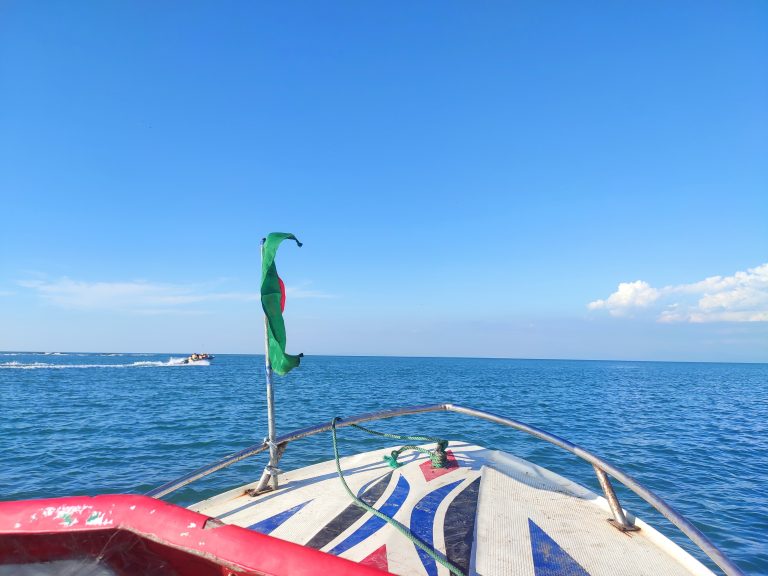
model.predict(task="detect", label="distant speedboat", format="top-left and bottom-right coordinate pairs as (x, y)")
top-left (182, 353), bottom-right (214, 364)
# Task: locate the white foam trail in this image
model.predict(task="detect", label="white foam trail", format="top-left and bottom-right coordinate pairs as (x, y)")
top-left (130, 361), bottom-right (171, 367)
top-left (0, 358), bottom-right (211, 369)
top-left (167, 357), bottom-right (210, 366)
top-left (0, 361), bottom-right (118, 369)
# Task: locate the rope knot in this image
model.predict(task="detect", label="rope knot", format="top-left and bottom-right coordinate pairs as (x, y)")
top-left (431, 440), bottom-right (449, 468)
top-left (383, 450), bottom-right (405, 469)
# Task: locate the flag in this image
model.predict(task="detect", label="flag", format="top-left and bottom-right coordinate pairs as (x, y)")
top-left (261, 232), bottom-right (303, 376)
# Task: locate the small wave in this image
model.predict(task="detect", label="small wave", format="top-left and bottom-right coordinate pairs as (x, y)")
top-left (1, 361), bottom-right (29, 367)
top-left (0, 361), bottom-right (126, 369)
top-left (0, 361), bottom-right (74, 369)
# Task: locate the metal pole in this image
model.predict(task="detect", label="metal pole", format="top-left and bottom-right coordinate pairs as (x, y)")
top-left (593, 464), bottom-right (637, 531)
top-left (254, 238), bottom-right (279, 493)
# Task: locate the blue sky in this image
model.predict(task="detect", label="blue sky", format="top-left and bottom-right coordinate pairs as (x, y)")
top-left (1, 2), bottom-right (766, 362)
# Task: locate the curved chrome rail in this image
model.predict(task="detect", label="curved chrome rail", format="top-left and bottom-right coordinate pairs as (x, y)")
top-left (146, 403), bottom-right (744, 576)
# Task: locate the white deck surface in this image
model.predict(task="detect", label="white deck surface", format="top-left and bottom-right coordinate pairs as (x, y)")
top-left (191, 442), bottom-right (714, 576)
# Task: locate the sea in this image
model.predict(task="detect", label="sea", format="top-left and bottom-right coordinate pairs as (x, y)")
top-left (1, 352), bottom-right (766, 575)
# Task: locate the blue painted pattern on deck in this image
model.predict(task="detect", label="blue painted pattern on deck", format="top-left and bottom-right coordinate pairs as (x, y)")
top-left (529, 518), bottom-right (591, 576)
top-left (248, 500), bottom-right (312, 534)
top-left (410, 479), bottom-right (464, 576)
top-left (328, 474), bottom-right (410, 556)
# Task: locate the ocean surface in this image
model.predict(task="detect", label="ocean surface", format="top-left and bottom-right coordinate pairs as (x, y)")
top-left (1, 353), bottom-right (766, 574)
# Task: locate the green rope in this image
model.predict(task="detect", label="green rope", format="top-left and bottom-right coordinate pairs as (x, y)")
top-left (348, 423), bottom-right (449, 469)
top-left (331, 418), bottom-right (465, 576)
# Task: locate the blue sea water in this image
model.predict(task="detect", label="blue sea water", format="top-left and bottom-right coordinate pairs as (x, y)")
top-left (1, 353), bottom-right (766, 575)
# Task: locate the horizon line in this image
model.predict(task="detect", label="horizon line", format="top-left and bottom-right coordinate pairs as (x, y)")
top-left (1, 350), bottom-right (766, 366)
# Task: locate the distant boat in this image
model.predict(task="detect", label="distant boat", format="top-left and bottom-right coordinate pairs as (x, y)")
top-left (182, 353), bottom-right (214, 364)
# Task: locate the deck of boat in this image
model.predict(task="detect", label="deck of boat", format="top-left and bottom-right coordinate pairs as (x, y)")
top-left (190, 442), bottom-right (713, 576)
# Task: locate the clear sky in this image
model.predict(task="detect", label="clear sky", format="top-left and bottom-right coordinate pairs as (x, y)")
top-left (1, 2), bottom-right (766, 362)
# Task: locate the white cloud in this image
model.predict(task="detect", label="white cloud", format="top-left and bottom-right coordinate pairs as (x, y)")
top-left (18, 278), bottom-right (227, 310)
top-left (588, 263), bottom-right (768, 323)
top-left (17, 276), bottom-right (330, 312)
top-left (588, 280), bottom-right (659, 316)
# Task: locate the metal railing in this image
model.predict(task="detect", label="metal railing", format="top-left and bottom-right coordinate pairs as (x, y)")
top-left (146, 403), bottom-right (744, 576)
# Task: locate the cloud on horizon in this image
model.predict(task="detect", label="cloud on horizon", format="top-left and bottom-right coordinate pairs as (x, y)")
top-left (18, 277), bottom-right (332, 313)
top-left (588, 263), bottom-right (768, 323)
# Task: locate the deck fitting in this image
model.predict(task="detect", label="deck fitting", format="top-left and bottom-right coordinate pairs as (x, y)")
top-left (608, 518), bottom-right (640, 532)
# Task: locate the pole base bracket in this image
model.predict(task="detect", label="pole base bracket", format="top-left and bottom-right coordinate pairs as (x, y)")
top-left (608, 518), bottom-right (640, 532)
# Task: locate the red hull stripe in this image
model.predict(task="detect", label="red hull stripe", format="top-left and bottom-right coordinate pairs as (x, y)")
top-left (0, 495), bottom-right (392, 576)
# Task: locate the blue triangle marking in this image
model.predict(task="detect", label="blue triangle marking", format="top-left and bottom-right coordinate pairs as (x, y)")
top-left (529, 518), bottom-right (591, 576)
top-left (248, 500), bottom-right (312, 534)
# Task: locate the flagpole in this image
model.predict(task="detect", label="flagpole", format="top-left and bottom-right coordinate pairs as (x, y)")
top-left (256, 237), bottom-right (279, 493)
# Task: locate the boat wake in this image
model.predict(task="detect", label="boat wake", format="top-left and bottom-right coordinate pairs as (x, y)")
top-left (166, 357), bottom-right (210, 366)
top-left (0, 358), bottom-right (209, 369)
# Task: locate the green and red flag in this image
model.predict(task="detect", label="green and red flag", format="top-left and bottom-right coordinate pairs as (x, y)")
top-left (261, 232), bottom-right (303, 376)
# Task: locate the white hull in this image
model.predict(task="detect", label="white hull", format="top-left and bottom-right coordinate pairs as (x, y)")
top-left (192, 442), bottom-right (714, 576)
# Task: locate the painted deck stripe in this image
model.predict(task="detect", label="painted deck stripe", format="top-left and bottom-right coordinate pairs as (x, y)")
top-left (305, 472), bottom-right (393, 550)
top-left (410, 479), bottom-right (464, 576)
top-left (443, 477), bottom-right (481, 575)
top-left (529, 518), bottom-right (591, 576)
top-left (328, 474), bottom-right (411, 556)
top-left (248, 500), bottom-right (311, 534)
